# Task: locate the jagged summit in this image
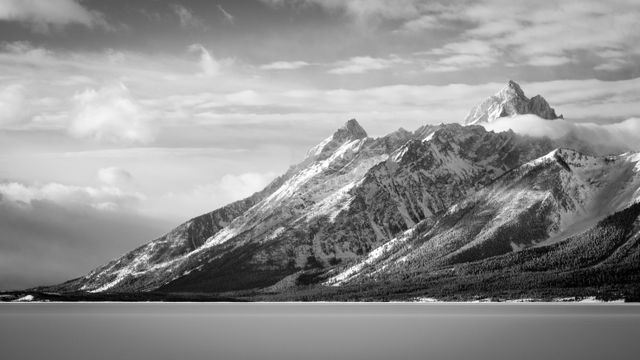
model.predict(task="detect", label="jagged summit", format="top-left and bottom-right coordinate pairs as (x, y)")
top-left (463, 80), bottom-right (563, 125)
top-left (335, 118), bottom-right (368, 141)
top-left (305, 119), bottom-right (368, 158)
top-left (499, 80), bottom-right (527, 99)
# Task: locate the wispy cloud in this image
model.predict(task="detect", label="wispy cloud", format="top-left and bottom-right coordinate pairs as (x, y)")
top-left (0, 181), bottom-right (144, 211)
top-left (524, 55), bottom-right (574, 67)
top-left (593, 49), bottom-right (634, 72)
top-left (260, 60), bottom-right (310, 70)
top-left (217, 4), bottom-right (234, 24)
top-left (271, 0), bottom-right (640, 73)
top-left (260, 0), bottom-right (427, 21)
top-left (2, 40), bottom-right (53, 60)
top-left (328, 55), bottom-right (407, 74)
top-left (170, 3), bottom-right (206, 29)
top-left (188, 43), bottom-right (226, 76)
top-left (0, 0), bottom-right (110, 32)
top-left (414, 0), bottom-right (640, 72)
top-left (397, 14), bottom-right (444, 32)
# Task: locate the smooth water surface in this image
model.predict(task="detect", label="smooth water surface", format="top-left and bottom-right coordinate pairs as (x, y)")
top-left (1, 303), bottom-right (639, 360)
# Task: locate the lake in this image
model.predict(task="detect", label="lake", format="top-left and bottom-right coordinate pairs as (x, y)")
top-left (1, 303), bottom-right (639, 360)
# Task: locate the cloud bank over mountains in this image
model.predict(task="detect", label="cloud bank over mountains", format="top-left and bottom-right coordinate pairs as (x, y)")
top-left (484, 115), bottom-right (640, 154)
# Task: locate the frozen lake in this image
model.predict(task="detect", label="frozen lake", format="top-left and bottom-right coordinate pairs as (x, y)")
top-left (1, 303), bottom-right (639, 360)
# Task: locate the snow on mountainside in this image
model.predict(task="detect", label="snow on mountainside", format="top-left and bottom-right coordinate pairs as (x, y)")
top-left (53, 119), bottom-right (412, 293)
top-left (159, 123), bottom-right (560, 293)
top-left (464, 80), bottom-right (563, 125)
top-left (342, 124), bottom-right (556, 238)
top-left (54, 169), bottom-right (292, 293)
top-left (45, 81), bottom-right (640, 298)
top-left (58, 120), bottom-right (557, 294)
top-left (326, 148), bottom-right (640, 286)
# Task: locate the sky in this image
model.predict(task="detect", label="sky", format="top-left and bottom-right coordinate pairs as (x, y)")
top-left (1, 0), bottom-right (640, 290)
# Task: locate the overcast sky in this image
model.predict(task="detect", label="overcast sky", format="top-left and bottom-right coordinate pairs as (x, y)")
top-left (1, 0), bottom-right (640, 290)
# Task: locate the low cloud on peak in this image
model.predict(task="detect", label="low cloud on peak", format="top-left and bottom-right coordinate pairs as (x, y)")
top-left (482, 115), bottom-right (640, 154)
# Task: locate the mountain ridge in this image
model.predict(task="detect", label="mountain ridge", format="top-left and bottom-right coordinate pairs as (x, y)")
top-left (37, 81), bottom-right (640, 301)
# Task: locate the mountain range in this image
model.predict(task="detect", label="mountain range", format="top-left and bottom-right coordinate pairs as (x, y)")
top-left (28, 81), bottom-right (640, 302)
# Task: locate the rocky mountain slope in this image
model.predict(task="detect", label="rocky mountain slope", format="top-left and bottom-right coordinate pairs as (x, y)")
top-left (46, 81), bottom-right (640, 300)
top-left (325, 149), bottom-right (640, 287)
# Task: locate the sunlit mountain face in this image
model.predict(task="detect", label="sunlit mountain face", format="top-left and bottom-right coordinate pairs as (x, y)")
top-left (1, 1), bottom-right (640, 301)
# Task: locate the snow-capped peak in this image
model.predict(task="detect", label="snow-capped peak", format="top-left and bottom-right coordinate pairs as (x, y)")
top-left (463, 80), bottom-right (562, 125)
top-left (334, 119), bottom-right (368, 142)
top-left (306, 119), bottom-right (368, 158)
top-left (498, 79), bottom-right (527, 100)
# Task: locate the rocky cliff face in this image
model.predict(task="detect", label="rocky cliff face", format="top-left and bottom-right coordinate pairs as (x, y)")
top-left (325, 149), bottom-right (640, 286)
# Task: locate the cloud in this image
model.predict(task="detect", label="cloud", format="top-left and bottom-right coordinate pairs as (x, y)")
top-left (328, 55), bottom-right (406, 74)
top-left (2, 40), bottom-right (53, 60)
top-left (170, 4), bottom-right (192, 27)
top-left (218, 172), bottom-right (278, 200)
top-left (524, 55), bottom-right (574, 67)
top-left (260, 61), bottom-right (310, 70)
top-left (397, 14), bottom-right (443, 32)
top-left (412, 0), bottom-right (640, 71)
top-left (482, 115), bottom-right (640, 154)
top-left (97, 167), bottom-right (133, 187)
top-left (594, 58), bottom-right (632, 72)
top-left (69, 83), bottom-right (155, 144)
top-left (169, 3), bottom-right (206, 29)
top-left (430, 39), bottom-right (495, 57)
top-left (188, 43), bottom-right (223, 76)
top-left (0, 0), bottom-right (109, 32)
top-left (0, 191), bottom-right (169, 291)
top-left (0, 83), bottom-right (28, 125)
top-left (167, 77), bottom-right (640, 141)
top-left (217, 4), bottom-right (234, 24)
top-left (0, 181), bottom-right (144, 211)
top-left (428, 54), bottom-right (494, 71)
top-left (420, 39), bottom-right (499, 72)
top-left (294, 0), bottom-right (640, 73)
top-left (157, 172), bottom-right (278, 218)
top-left (518, 78), bottom-right (640, 121)
top-left (260, 0), bottom-right (426, 21)
top-left (269, 0), bottom-right (635, 73)
top-left (224, 90), bottom-right (268, 106)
